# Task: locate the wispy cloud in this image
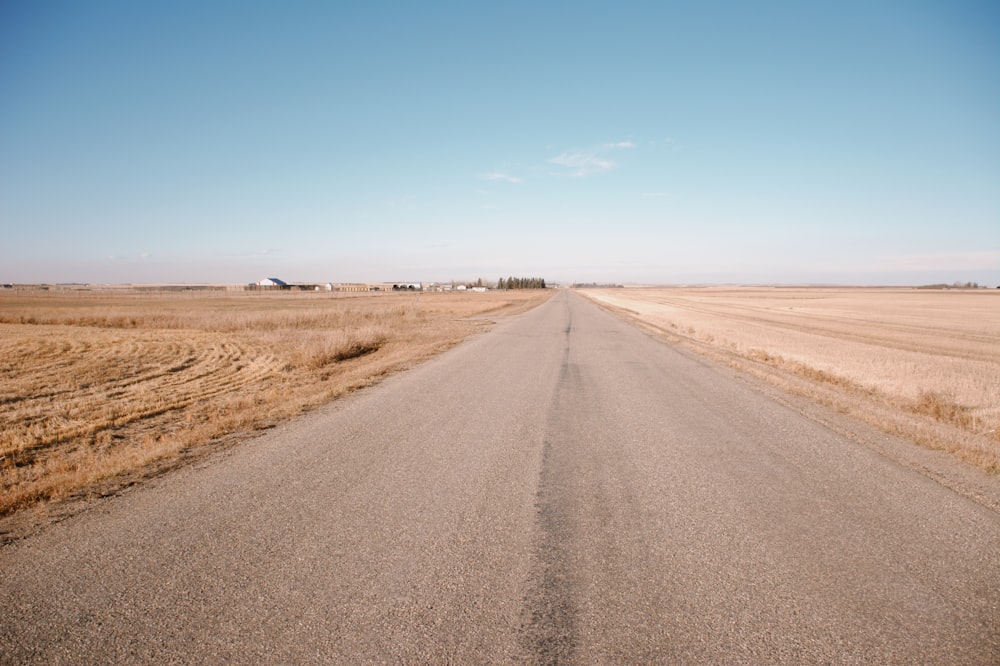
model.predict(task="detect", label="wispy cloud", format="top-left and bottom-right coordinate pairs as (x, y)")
top-left (548, 151), bottom-right (617, 177)
top-left (482, 171), bottom-right (523, 184)
top-left (386, 194), bottom-right (417, 209)
top-left (487, 139), bottom-right (637, 181)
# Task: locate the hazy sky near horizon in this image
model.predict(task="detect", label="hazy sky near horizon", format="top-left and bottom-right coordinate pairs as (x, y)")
top-left (2, 1), bottom-right (998, 285)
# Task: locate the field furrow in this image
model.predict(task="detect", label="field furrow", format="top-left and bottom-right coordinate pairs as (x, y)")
top-left (637, 294), bottom-right (996, 362)
top-left (1, 331), bottom-right (286, 461)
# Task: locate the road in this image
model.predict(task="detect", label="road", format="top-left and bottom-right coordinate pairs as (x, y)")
top-left (2, 290), bottom-right (998, 664)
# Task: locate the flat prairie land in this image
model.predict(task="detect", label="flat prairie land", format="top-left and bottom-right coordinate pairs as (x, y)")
top-left (0, 288), bottom-right (551, 528)
top-left (581, 287), bottom-right (1000, 474)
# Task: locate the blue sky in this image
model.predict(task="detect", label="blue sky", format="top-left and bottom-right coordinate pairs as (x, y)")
top-left (2, 1), bottom-right (998, 285)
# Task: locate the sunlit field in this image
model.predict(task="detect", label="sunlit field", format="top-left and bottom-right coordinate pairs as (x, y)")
top-left (581, 287), bottom-right (1000, 474)
top-left (0, 288), bottom-right (551, 526)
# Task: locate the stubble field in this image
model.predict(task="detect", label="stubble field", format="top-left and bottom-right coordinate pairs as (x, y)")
top-left (582, 287), bottom-right (1000, 474)
top-left (0, 288), bottom-right (551, 531)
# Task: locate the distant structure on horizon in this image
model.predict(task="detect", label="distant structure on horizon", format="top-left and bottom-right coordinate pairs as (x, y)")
top-left (242, 278), bottom-right (557, 293)
top-left (248, 278), bottom-right (409, 292)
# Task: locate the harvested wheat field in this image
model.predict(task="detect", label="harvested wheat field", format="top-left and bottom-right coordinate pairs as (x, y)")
top-left (582, 287), bottom-right (1000, 474)
top-left (0, 288), bottom-right (551, 530)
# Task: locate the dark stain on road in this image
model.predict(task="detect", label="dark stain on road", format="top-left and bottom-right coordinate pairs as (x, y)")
top-left (520, 432), bottom-right (579, 664)
top-left (521, 305), bottom-right (581, 664)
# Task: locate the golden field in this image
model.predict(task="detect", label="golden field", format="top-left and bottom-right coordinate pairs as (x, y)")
top-left (582, 287), bottom-right (1000, 474)
top-left (0, 288), bottom-right (551, 524)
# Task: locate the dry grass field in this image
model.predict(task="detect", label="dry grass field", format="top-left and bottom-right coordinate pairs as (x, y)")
top-left (581, 287), bottom-right (1000, 474)
top-left (0, 288), bottom-right (551, 528)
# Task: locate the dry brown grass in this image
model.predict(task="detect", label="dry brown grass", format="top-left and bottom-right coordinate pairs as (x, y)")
top-left (0, 288), bottom-right (552, 525)
top-left (581, 287), bottom-right (1000, 474)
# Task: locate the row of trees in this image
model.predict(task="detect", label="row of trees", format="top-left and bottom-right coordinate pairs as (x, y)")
top-left (917, 281), bottom-right (988, 290)
top-left (497, 276), bottom-right (546, 290)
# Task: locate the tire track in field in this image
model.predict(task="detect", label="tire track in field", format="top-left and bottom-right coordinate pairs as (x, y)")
top-left (0, 325), bottom-right (282, 463)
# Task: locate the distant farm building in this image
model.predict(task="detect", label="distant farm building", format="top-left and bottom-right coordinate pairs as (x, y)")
top-left (244, 279), bottom-right (429, 293)
top-left (324, 283), bottom-right (397, 292)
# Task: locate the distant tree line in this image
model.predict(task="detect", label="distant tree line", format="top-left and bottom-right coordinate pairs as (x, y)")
top-left (917, 281), bottom-right (985, 290)
top-left (497, 276), bottom-right (547, 290)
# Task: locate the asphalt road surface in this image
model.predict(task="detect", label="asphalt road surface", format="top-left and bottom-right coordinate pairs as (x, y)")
top-left (3, 291), bottom-right (999, 664)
